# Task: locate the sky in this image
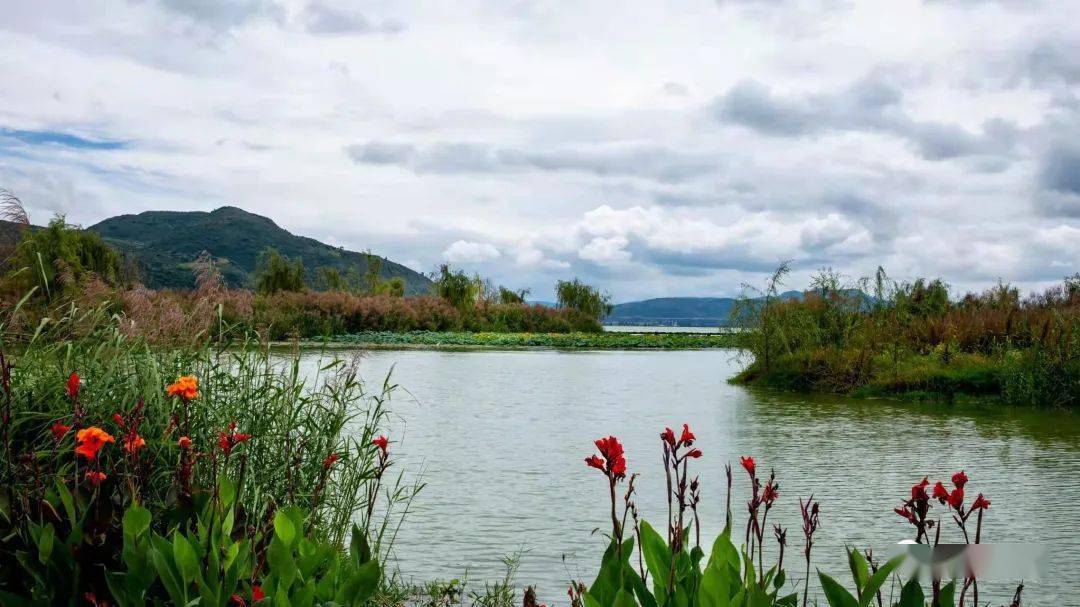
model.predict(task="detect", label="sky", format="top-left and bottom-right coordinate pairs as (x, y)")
top-left (1, 0), bottom-right (1078, 302)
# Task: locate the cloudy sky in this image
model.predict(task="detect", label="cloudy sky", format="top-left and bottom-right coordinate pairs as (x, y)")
top-left (1, 0), bottom-right (1078, 301)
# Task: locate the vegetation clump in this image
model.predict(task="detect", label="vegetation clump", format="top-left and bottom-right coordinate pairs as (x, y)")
top-left (732, 265), bottom-right (1079, 407)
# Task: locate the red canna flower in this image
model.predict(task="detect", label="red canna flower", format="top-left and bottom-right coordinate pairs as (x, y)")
top-left (948, 487), bottom-right (964, 510)
top-left (85, 470), bottom-right (107, 486)
top-left (66, 373), bottom-right (80, 399)
top-left (762, 481), bottom-right (778, 505)
top-left (587, 436), bottom-right (627, 479)
top-left (679, 423), bottom-right (695, 446)
top-left (123, 434), bottom-right (146, 454)
top-left (894, 506), bottom-right (915, 522)
top-left (252, 586), bottom-right (265, 602)
top-left (178, 436), bottom-right (192, 449)
top-left (660, 427), bottom-right (676, 447)
top-left (932, 481), bottom-right (950, 502)
top-left (584, 454), bottom-right (605, 470)
top-left (230, 594), bottom-right (246, 607)
top-left (740, 456), bottom-right (756, 477)
top-left (218, 426), bottom-right (253, 456)
top-left (51, 421), bottom-right (72, 442)
top-left (911, 476), bottom-right (930, 501)
top-left (971, 493), bottom-right (990, 510)
top-left (323, 453), bottom-right (340, 469)
top-left (112, 413), bottom-right (125, 427)
top-left (372, 435), bottom-right (388, 454)
top-left (75, 427), bottom-right (115, 460)
top-left (686, 448), bottom-right (703, 459)
top-left (952, 470), bottom-right (968, 489)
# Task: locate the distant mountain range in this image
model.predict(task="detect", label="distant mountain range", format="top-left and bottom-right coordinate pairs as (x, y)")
top-left (88, 206), bottom-right (433, 294)
top-left (606, 291), bottom-right (808, 326)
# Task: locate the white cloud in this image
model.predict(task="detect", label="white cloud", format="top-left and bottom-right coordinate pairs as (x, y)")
top-left (442, 240), bottom-right (501, 263)
top-left (578, 236), bottom-right (632, 263)
top-left (1, 0), bottom-right (1078, 300)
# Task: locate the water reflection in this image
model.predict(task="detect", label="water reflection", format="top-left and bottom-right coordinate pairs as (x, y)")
top-left (296, 348), bottom-right (1080, 605)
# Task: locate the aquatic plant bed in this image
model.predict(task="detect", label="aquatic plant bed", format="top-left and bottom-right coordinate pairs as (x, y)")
top-left (326, 330), bottom-right (741, 349)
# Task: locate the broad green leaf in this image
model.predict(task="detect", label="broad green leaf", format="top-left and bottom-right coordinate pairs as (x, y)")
top-left (858, 554), bottom-right (904, 607)
top-left (123, 505), bottom-right (152, 541)
top-left (848, 549), bottom-right (869, 596)
top-left (613, 588), bottom-right (639, 607)
top-left (342, 559), bottom-right (380, 606)
top-left (897, 578), bottom-right (924, 607)
top-left (37, 524), bottom-right (55, 564)
top-left (938, 581), bottom-right (956, 607)
top-left (274, 510), bottom-right (297, 547)
top-left (638, 521), bottom-right (671, 600)
top-left (817, 572), bottom-right (859, 607)
top-left (172, 532), bottom-right (200, 585)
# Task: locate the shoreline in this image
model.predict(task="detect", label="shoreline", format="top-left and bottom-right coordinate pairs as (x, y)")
top-left (269, 330), bottom-right (742, 350)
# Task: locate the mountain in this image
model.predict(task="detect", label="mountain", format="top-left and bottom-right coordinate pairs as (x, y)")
top-left (89, 206), bottom-right (432, 294)
top-left (605, 291), bottom-right (811, 326)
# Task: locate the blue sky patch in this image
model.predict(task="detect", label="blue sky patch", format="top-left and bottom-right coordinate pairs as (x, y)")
top-left (0, 127), bottom-right (125, 151)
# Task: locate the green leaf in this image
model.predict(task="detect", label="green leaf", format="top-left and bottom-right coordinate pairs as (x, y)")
top-left (699, 560), bottom-right (731, 607)
top-left (219, 478), bottom-right (237, 509)
top-left (937, 581), bottom-right (956, 607)
top-left (172, 532), bottom-right (200, 585)
top-left (638, 521), bottom-right (671, 600)
top-left (55, 480), bottom-right (76, 527)
top-left (123, 505), bottom-right (152, 541)
top-left (858, 554), bottom-right (904, 607)
top-left (897, 578), bottom-right (924, 607)
top-left (37, 524), bottom-right (55, 564)
top-left (817, 571), bottom-right (859, 607)
top-left (268, 536), bottom-right (297, 589)
top-left (774, 569), bottom-right (786, 591)
top-left (613, 588), bottom-right (639, 607)
top-left (274, 510), bottom-right (297, 547)
top-left (848, 549), bottom-right (869, 596)
top-left (342, 559), bottom-right (380, 606)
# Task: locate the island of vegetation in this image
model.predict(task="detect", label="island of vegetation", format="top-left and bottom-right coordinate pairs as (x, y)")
top-left (732, 264), bottom-right (1079, 408)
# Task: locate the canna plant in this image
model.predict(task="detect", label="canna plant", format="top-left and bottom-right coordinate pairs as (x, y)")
top-left (0, 359), bottom-right (397, 605)
top-left (576, 427), bottom-right (1022, 607)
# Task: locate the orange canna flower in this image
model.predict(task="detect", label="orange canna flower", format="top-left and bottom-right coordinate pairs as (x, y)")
top-left (123, 434), bottom-right (147, 454)
top-left (85, 470), bottom-right (107, 486)
top-left (178, 436), bottom-right (192, 449)
top-left (75, 427), bottom-right (115, 460)
top-left (166, 375), bottom-right (199, 401)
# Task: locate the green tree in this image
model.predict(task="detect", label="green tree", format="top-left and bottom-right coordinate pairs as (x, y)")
top-left (498, 286), bottom-right (530, 304)
top-left (254, 247), bottom-right (305, 294)
top-left (555, 278), bottom-right (612, 320)
top-left (13, 215), bottom-right (125, 300)
top-left (432, 264), bottom-right (478, 308)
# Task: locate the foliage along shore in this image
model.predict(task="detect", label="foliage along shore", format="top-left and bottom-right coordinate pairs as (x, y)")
top-left (298, 330), bottom-right (741, 350)
top-left (731, 265), bottom-right (1079, 408)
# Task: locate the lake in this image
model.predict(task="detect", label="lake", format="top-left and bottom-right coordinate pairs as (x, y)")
top-left (298, 348), bottom-right (1080, 605)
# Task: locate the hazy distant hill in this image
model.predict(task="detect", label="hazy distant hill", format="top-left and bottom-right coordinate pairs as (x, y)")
top-left (606, 291), bottom-right (807, 326)
top-left (89, 206), bottom-right (432, 294)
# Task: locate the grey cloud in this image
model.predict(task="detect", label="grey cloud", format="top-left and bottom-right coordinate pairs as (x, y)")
top-left (302, 1), bottom-right (404, 35)
top-left (714, 75), bottom-right (1018, 161)
top-left (347, 142), bottom-right (417, 165)
top-left (153, 0), bottom-right (280, 29)
top-left (1036, 143), bottom-right (1080, 217)
top-left (347, 141), bottom-right (720, 183)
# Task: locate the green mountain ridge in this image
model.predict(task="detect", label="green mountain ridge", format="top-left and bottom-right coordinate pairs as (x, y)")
top-left (606, 291), bottom-right (808, 326)
top-left (88, 206), bottom-right (432, 294)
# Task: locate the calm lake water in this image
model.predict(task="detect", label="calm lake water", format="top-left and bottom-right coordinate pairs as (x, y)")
top-left (298, 348), bottom-right (1080, 605)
